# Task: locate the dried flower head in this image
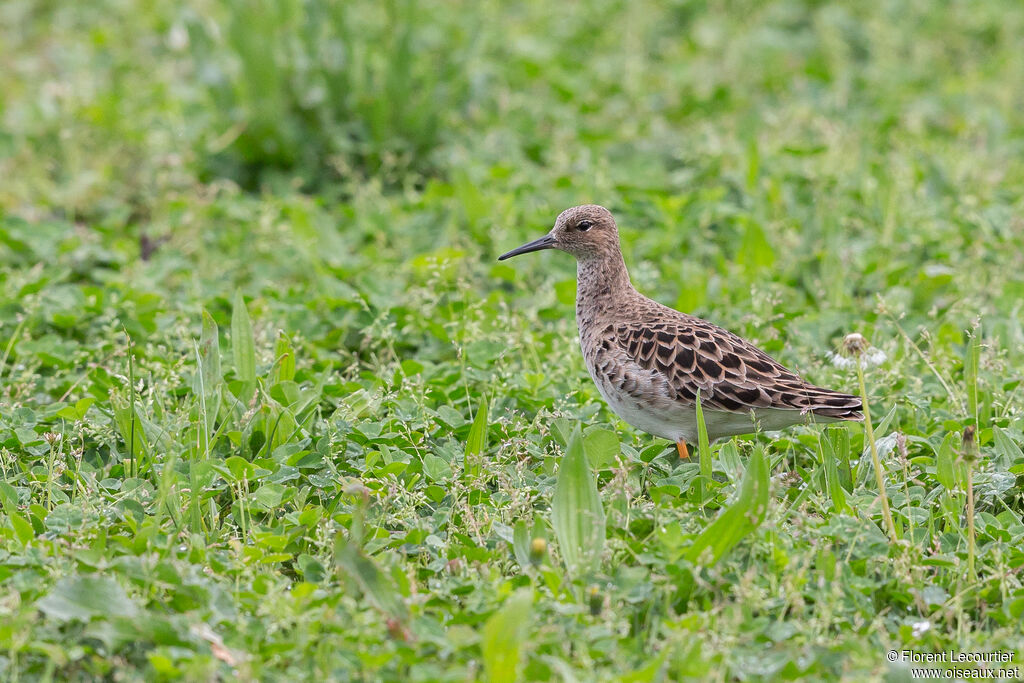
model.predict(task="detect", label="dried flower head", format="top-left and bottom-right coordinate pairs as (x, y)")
top-left (962, 425), bottom-right (978, 464)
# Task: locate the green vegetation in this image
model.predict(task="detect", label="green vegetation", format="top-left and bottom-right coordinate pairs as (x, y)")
top-left (2, 0), bottom-right (1024, 679)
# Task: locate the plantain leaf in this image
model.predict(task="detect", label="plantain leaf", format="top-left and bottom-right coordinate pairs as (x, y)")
top-left (232, 289), bottom-right (257, 401)
top-left (512, 520), bottom-right (531, 571)
top-left (274, 330), bottom-right (296, 384)
top-left (551, 425), bottom-right (605, 577)
top-left (335, 535), bottom-right (408, 621)
top-left (819, 431), bottom-right (848, 514)
top-left (482, 589), bottom-right (532, 683)
top-left (196, 311), bottom-right (223, 445)
top-left (465, 398), bottom-right (489, 477)
top-left (935, 432), bottom-right (960, 491)
top-left (685, 444), bottom-right (770, 566)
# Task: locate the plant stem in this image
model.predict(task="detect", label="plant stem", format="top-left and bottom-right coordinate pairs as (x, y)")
top-left (857, 362), bottom-right (898, 543)
top-left (963, 426), bottom-right (978, 581)
top-left (966, 467), bottom-right (976, 579)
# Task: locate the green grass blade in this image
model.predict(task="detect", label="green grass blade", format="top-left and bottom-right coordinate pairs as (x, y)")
top-left (695, 391), bottom-right (712, 467)
top-left (110, 390), bottom-right (150, 465)
top-left (694, 390), bottom-right (713, 503)
top-left (197, 311), bottom-right (223, 452)
top-left (335, 535), bottom-right (409, 623)
top-left (965, 326), bottom-right (981, 424)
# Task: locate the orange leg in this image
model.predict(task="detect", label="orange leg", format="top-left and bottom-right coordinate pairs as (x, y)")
top-left (676, 440), bottom-right (690, 459)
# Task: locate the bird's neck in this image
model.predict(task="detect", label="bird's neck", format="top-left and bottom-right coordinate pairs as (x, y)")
top-left (575, 251), bottom-right (635, 327)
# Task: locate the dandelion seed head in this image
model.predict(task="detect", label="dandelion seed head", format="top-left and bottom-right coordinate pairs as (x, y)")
top-left (842, 332), bottom-right (869, 356)
top-left (829, 334), bottom-right (886, 370)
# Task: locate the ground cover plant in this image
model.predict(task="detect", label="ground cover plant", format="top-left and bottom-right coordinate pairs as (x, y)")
top-left (2, 0), bottom-right (1024, 680)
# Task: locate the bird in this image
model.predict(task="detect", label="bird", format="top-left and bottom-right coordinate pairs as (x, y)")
top-left (498, 204), bottom-right (862, 458)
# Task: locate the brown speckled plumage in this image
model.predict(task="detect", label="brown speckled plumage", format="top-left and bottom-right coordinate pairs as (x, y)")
top-left (499, 205), bottom-right (862, 448)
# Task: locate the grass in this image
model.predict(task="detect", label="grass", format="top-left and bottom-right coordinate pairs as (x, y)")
top-left (2, 0), bottom-right (1024, 680)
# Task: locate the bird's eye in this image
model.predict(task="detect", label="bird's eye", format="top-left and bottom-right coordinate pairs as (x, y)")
top-left (577, 220), bottom-right (593, 231)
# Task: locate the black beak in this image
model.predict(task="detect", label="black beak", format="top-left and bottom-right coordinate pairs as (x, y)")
top-left (497, 234), bottom-right (557, 261)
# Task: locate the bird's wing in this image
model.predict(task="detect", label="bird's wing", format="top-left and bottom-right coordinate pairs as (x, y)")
top-left (606, 317), bottom-right (862, 419)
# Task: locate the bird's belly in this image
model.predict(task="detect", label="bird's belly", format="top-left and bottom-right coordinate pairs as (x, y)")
top-left (589, 366), bottom-right (825, 443)
top-left (598, 387), bottom-right (690, 441)
top-left (587, 366), bottom-right (691, 441)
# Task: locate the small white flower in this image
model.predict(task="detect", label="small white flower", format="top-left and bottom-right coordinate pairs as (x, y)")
top-left (911, 620), bottom-right (931, 637)
top-left (827, 346), bottom-right (886, 369)
top-left (168, 23), bottom-right (189, 51)
top-left (832, 332), bottom-right (887, 369)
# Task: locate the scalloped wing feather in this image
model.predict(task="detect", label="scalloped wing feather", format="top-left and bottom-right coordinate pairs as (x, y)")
top-left (604, 316), bottom-right (863, 421)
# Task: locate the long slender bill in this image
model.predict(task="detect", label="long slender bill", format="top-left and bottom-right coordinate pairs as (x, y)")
top-left (498, 234), bottom-right (557, 260)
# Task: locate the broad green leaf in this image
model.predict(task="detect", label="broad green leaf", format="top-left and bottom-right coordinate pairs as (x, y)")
top-left (718, 439), bottom-right (743, 478)
top-left (465, 398), bottom-right (488, 477)
top-left (550, 418), bottom-right (574, 446)
top-left (253, 483), bottom-right (286, 508)
top-left (198, 310), bottom-right (222, 391)
top-left (266, 403), bottom-right (298, 451)
top-left (874, 403), bottom-right (899, 440)
top-left (621, 648), bottom-right (669, 683)
top-left (935, 433), bottom-right (960, 491)
top-left (482, 589), bottom-right (532, 683)
top-left (551, 425), bottom-right (605, 576)
top-left (992, 427), bottom-right (1023, 468)
top-left (274, 331), bottom-right (296, 383)
top-left (335, 535), bottom-right (408, 621)
top-left (270, 380), bottom-right (301, 406)
top-left (196, 311), bottom-right (223, 443)
top-left (422, 453), bottom-right (452, 482)
top-left (56, 397), bottom-right (95, 421)
top-left (819, 431), bottom-right (848, 514)
top-left (685, 445), bottom-right (770, 566)
top-left (10, 509), bottom-right (34, 546)
top-left (0, 481), bottom-right (19, 511)
top-left (232, 289), bottom-right (257, 399)
top-left (583, 428), bottom-right (620, 469)
top-left (297, 554), bottom-right (327, 583)
top-left (37, 575), bottom-right (139, 622)
top-left (512, 520), bottom-right (531, 570)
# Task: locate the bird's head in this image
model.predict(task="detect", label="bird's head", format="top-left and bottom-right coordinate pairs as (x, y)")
top-left (498, 205), bottom-right (620, 262)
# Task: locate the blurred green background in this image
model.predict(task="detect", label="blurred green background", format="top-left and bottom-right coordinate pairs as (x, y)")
top-left (2, 0), bottom-right (1024, 680)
